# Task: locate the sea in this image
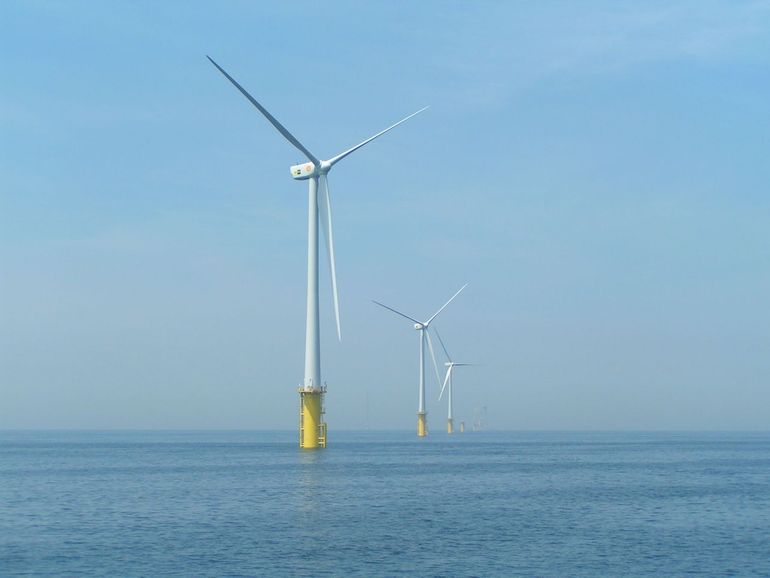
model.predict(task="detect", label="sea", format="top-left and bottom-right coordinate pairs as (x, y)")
top-left (1, 430), bottom-right (769, 577)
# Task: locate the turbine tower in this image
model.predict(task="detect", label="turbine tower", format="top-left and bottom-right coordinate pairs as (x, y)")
top-left (373, 284), bottom-right (467, 436)
top-left (434, 328), bottom-right (475, 434)
top-left (208, 57), bottom-right (427, 449)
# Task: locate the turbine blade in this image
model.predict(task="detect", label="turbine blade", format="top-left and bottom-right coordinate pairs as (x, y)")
top-left (432, 326), bottom-right (451, 362)
top-left (319, 174), bottom-right (341, 341)
top-left (439, 366), bottom-right (452, 400)
top-left (425, 283), bottom-right (468, 326)
top-left (425, 330), bottom-right (442, 387)
top-left (326, 106), bottom-right (429, 167)
top-left (206, 56), bottom-right (320, 165)
top-left (372, 300), bottom-right (422, 325)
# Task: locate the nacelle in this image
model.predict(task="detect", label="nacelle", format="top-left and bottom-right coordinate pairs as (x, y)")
top-left (290, 162), bottom-right (317, 180)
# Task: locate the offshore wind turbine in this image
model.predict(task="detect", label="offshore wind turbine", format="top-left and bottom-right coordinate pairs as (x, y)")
top-left (434, 328), bottom-right (475, 434)
top-left (207, 56), bottom-right (427, 449)
top-left (373, 284), bottom-right (467, 436)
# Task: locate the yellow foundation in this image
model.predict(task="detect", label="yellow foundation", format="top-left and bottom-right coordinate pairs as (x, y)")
top-left (459, 421), bottom-right (465, 433)
top-left (417, 412), bottom-right (427, 437)
top-left (447, 418), bottom-right (454, 434)
top-left (299, 389), bottom-right (327, 449)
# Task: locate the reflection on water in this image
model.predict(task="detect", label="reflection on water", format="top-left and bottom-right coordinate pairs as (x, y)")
top-left (297, 447), bottom-right (324, 514)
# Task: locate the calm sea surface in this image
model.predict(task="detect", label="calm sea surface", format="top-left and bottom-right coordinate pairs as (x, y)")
top-left (1, 431), bottom-right (769, 577)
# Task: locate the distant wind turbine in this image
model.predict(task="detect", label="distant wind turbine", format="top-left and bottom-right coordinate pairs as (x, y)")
top-left (208, 56), bottom-right (427, 449)
top-left (434, 328), bottom-right (475, 434)
top-left (373, 284), bottom-right (468, 436)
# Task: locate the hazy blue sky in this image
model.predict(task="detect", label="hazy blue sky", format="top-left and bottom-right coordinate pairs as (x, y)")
top-left (2, 1), bottom-right (770, 430)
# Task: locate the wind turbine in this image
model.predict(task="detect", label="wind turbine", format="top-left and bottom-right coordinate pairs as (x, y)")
top-left (434, 328), bottom-right (475, 434)
top-left (373, 284), bottom-right (467, 436)
top-left (207, 56), bottom-right (427, 449)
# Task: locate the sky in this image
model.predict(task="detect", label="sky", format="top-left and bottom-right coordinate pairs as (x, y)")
top-left (2, 0), bottom-right (770, 430)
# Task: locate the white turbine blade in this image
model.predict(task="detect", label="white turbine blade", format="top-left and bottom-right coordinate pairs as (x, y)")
top-left (319, 174), bottom-right (341, 341)
top-left (425, 330), bottom-right (442, 387)
top-left (326, 106), bottom-right (429, 167)
top-left (432, 326), bottom-right (451, 362)
top-left (206, 56), bottom-right (320, 165)
top-left (439, 366), bottom-right (452, 400)
top-left (425, 283), bottom-right (468, 326)
top-left (372, 300), bottom-right (422, 325)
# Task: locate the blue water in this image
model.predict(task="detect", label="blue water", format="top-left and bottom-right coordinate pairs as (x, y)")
top-left (1, 431), bottom-right (769, 577)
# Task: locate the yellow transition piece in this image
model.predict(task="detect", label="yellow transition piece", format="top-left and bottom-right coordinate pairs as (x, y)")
top-left (299, 389), bottom-right (327, 449)
top-left (417, 411), bottom-right (427, 437)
